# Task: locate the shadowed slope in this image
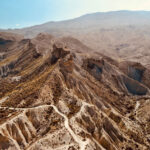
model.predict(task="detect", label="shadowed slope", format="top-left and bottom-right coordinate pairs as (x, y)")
top-left (0, 32), bottom-right (150, 150)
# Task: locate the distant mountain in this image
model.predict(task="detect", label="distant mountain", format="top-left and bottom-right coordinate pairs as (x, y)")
top-left (4, 10), bottom-right (150, 67)
top-left (1, 11), bottom-right (150, 64)
top-left (1, 10), bottom-right (150, 37)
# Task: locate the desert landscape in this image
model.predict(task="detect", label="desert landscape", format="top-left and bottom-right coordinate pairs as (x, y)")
top-left (0, 11), bottom-right (150, 150)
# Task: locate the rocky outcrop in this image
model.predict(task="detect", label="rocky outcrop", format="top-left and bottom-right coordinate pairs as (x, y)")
top-left (83, 59), bottom-right (104, 80)
top-left (0, 32), bottom-right (23, 53)
top-left (122, 75), bottom-right (148, 95)
top-left (0, 38), bottom-right (12, 45)
top-left (128, 66), bottom-right (144, 82)
top-left (119, 61), bottom-right (146, 82)
top-left (0, 33), bottom-right (150, 150)
top-left (51, 44), bottom-right (70, 64)
top-left (0, 62), bottom-right (15, 77)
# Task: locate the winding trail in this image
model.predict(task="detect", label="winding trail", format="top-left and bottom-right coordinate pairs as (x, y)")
top-left (50, 104), bottom-right (89, 150)
top-left (134, 101), bottom-right (140, 112)
top-left (0, 102), bottom-right (95, 149)
top-left (0, 104), bottom-right (89, 150)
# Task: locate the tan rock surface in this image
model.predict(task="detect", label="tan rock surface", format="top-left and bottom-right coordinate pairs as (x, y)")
top-left (0, 32), bottom-right (150, 150)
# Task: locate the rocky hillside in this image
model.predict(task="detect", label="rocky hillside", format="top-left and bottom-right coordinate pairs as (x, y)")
top-left (0, 32), bottom-right (150, 150)
top-left (2, 11), bottom-right (150, 68)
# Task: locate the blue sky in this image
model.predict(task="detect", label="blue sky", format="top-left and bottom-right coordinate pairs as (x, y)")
top-left (0, 0), bottom-right (150, 29)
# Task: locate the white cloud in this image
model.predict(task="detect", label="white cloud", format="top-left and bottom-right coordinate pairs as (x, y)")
top-left (15, 24), bottom-right (20, 27)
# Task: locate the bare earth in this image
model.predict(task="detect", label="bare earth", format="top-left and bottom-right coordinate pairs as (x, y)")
top-left (0, 11), bottom-right (150, 150)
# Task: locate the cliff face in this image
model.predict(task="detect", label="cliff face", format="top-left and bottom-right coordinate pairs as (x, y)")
top-left (0, 32), bottom-right (150, 150)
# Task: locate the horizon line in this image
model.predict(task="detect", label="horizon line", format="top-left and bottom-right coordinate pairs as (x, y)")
top-left (1, 9), bottom-right (150, 30)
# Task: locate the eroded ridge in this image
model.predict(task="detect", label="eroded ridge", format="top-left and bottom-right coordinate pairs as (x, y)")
top-left (0, 32), bottom-right (150, 150)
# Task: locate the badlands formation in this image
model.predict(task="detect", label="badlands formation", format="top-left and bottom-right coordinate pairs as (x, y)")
top-left (0, 31), bottom-right (150, 150)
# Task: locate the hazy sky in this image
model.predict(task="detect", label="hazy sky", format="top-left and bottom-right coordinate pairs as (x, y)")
top-left (0, 0), bottom-right (150, 29)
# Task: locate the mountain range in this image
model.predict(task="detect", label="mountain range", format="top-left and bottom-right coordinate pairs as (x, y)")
top-left (0, 11), bottom-right (150, 150)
